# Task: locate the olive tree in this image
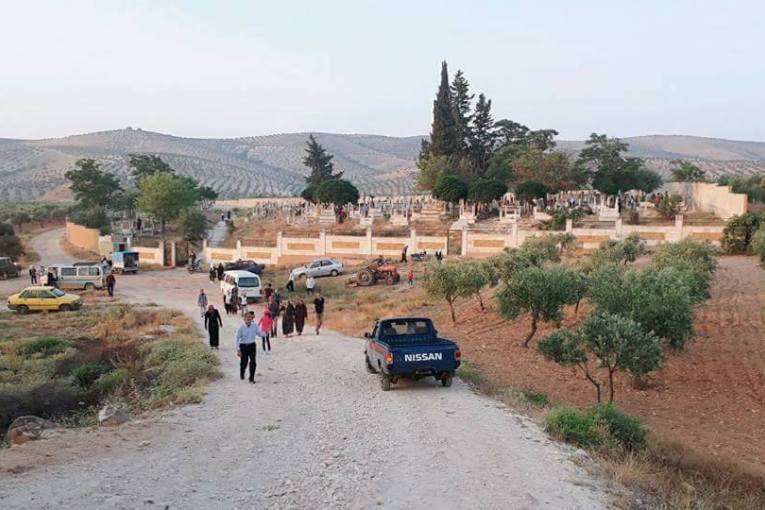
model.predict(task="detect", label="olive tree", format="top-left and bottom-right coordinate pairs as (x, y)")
top-left (424, 263), bottom-right (463, 322)
top-left (649, 238), bottom-right (717, 302)
top-left (539, 312), bottom-right (663, 402)
top-left (457, 261), bottom-right (493, 311)
top-left (497, 265), bottom-right (581, 347)
top-left (587, 266), bottom-right (696, 350)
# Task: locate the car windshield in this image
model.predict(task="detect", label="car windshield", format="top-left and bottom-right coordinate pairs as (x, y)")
top-left (238, 277), bottom-right (259, 287)
top-left (50, 288), bottom-right (66, 297)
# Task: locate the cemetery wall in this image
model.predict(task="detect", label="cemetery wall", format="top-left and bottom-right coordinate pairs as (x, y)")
top-left (666, 182), bottom-right (747, 219)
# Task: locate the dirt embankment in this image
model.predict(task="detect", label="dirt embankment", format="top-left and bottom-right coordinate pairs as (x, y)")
top-left (416, 256), bottom-right (765, 478)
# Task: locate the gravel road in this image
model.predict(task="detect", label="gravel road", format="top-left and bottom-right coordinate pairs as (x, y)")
top-left (0, 228), bottom-right (612, 509)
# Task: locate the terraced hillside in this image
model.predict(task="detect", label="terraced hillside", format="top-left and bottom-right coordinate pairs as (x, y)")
top-left (2, 130), bottom-right (765, 202)
top-left (0, 129), bottom-right (422, 202)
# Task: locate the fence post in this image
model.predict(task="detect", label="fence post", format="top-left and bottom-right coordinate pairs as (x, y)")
top-left (565, 218), bottom-right (573, 234)
top-left (511, 221), bottom-right (519, 248)
top-left (675, 214), bottom-right (684, 240)
top-left (461, 227), bottom-right (468, 257)
top-left (320, 230), bottom-right (327, 255)
top-left (615, 217), bottom-right (623, 240)
top-left (276, 231), bottom-right (283, 257)
top-left (410, 228), bottom-right (417, 253)
top-left (236, 239), bottom-right (243, 260)
top-left (365, 227), bottom-right (373, 255)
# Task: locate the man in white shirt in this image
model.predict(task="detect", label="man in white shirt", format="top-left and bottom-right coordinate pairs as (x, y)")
top-left (235, 312), bottom-right (265, 384)
top-left (306, 275), bottom-right (316, 295)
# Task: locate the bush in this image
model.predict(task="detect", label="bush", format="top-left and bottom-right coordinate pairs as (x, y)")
top-left (650, 239), bottom-right (717, 302)
top-left (70, 362), bottom-right (110, 389)
top-left (93, 368), bottom-right (130, 394)
top-left (546, 407), bottom-right (605, 448)
top-left (522, 390), bottom-right (549, 407)
top-left (146, 340), bottom-right (221, 400)
top-left (546, 405), bottom-right (648, 452)
top-left (594, 404), bottom-right (647, 451)
top-left (17, 337), bottom-right (72, 357)
top-left (722, 213), bottom-right (763, 254)
top-left (752, 225), bottom-right (765, 267)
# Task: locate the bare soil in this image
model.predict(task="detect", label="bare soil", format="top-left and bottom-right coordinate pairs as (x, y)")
top-left (417, 256), bottom-right (765, 478)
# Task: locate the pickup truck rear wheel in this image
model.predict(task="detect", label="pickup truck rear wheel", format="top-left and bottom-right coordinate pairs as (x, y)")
top-left (441, 375), bottom-right (453, 387)
top-left (380, 374), bottom-right (392, 391)
top-left (365, 356), bottom-right (377, 374)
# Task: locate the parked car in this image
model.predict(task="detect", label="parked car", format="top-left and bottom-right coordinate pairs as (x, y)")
top-left (364, 317), bottom-right (461, 391)
top-left (46, 263), bottom-right (106, 290)
top-left (290, 259), bottom-right (343, 279)
top-left (220, 270), bottom-right (262, 303)
top-left (0, 257), bottom-right (21, 279)
top-left (224, 259), bottom-right (264, 275)
top-left (7, 286), bottom-right (83, 314)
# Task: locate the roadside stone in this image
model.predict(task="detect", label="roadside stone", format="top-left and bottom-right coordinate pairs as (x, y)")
top-left (158, 324), bottom-right (176, 334)
top-left (98, 404), bottom-right (131, 427)
top-left (6, 416), bottom-right (57, 447)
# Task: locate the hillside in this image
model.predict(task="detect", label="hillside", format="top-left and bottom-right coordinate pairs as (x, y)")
top-left (1, 130), bottom-right (765, 202)
top-left (0, 129), bottom-right (422, 202)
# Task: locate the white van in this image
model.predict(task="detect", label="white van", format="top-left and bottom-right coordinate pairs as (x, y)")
top-left (220, 270), bottom-right (262, 303)
top-left (46, 263), bottom-right (106, 290)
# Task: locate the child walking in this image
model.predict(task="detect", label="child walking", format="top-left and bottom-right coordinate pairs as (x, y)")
top-left (258, 309), bottom-right (273, 353)
top-left (407, 269), bottom-right (414, 286)
top-left (240, 294), bottom-right (249, 317)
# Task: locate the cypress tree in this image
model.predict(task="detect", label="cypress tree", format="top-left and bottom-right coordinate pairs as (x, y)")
top-left (450, 69), bottom-right (474, 154)
top-left (429, 61), bottom-right (460, 157)
top-left (303, 134), bottom-right (342, 185)
top-left (469, 93), bottom-right (497, 172)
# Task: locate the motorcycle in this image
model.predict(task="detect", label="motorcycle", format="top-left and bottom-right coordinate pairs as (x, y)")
top-left (186, 260), bottom-right (204, 273)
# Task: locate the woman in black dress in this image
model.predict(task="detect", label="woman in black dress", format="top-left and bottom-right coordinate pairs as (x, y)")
top-left (294, 299), bottom-right (308, 336)
top-left (204, 305), bottom-right (223, 349)
top-left (282, 301), bottom-right (295, 337)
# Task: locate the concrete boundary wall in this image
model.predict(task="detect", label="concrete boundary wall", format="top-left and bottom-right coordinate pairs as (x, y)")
top-left (666, 182), bottom-right (747, 219)
top-left (202, 219), bottom-right (725, 265)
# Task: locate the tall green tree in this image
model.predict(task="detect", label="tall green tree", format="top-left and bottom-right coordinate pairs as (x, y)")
top-left (303, 135), bottom-right (342, 185)
top-left (136, 172), bottom-right (200, 232)
top-left (428, 61), bottom-right (460, 157)
top-left (577, 133), bottom-right (661, 195)
top-left (314, 179), bottom-right (360, 206)
top-left (424, 263), bottom-right (463, 322)
top-left (128, 154), bottom-right (174, 179)
top-left (670, 160), bottom-right (706, 182)
top-left (64, 159), bottom-right (123, 210)
top-left (469, 93), bottom-right (496, 171)
top-left (432, 173), bottom-right (468, 204)
top-left (450, 69), bottom-right (474, 154)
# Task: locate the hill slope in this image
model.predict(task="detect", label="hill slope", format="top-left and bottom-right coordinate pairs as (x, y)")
top-left (1, 130), bottom-right (764, 202)
top-left (0, 129), bottom-right (422, 202)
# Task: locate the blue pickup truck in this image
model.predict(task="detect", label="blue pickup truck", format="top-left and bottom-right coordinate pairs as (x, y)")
top-left (364, 317), bottom-right (461, 391)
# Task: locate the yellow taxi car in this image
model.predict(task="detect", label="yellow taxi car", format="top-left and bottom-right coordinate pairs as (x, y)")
top-left (7, 286), bottom-right (82, 314)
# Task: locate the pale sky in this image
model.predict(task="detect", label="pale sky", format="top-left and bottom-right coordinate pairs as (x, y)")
top-left (1, 0), bottom-right (763, 141)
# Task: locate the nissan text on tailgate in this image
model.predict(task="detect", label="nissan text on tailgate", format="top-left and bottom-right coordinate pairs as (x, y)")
top-left (364, 317), bottom-right (461, 391)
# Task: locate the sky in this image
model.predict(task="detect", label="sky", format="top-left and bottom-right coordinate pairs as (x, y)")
top-left (1, 0), bottom-right (764, 141)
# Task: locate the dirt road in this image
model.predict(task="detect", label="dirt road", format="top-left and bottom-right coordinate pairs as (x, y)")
top-left (0, 228), bottom-right (611, 508)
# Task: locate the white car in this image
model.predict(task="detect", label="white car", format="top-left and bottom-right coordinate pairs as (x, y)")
top-left (290, 259), bottom-right (344, 279)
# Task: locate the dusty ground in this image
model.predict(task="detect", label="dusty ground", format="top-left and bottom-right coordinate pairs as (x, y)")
top-left (421, 256), bottom-right (765, 478)
top-left (0, 228), bottom-right (614, 509)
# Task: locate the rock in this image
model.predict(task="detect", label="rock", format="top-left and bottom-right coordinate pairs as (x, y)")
top-left (158, 324), bottom-right (176, 334)
top-left (6, 416), bottom-right (56, 447)
top-left (143, 367), bottom-right (162, 382)
top-left (98, 404), bottom-right (131, 427)
top-left (140, 440), bottom-right (152, 447)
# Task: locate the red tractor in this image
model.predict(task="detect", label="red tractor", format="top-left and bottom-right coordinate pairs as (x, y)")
top-left (348, 263), bottom-right (401, 287)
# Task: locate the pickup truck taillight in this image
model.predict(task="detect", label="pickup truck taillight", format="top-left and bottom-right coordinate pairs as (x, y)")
top-left (384, 352), bottom-right (394, 364)
top-left (455, 349), bottom-right (461, 360)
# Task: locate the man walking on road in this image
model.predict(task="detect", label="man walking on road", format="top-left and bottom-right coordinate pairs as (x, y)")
top-left (313, 292), bottom-right (325, 335)
top-left (306, 275), bottom-right (316, 295)
top-left (29, 266), bottom-right (37, 285)
top-left (197, 289), bottom-right (208, 316)
top-left (105, 271), bottom-right (116, 297)
top-left (235, 311), bottom-right (264, 384)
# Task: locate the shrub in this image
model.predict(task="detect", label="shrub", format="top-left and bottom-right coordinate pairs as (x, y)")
top-left (17, 337), bottom-right (72, 357)
top-left (70, 362), bottom-right (110, 389)
top-left (594, 404), bottom-right (647, 451)
top-left (752, 225), bottom-right (765, 267)
top-left (545, 407), bottom-right (605, 448)
top-left (656, 194), bottom-right (683, 219)
top-left (522, 390), bottom-right (549, 407)
top-left (546, 405), bottom-right (648, 452)
top-left (146, 340), bottom-right (221, 400)
top-left (722, 213), bottom-right (763, 254)
top-left (93, 368), bottom-right (130, 394)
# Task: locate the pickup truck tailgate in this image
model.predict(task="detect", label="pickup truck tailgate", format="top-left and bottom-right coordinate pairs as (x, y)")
top-left (389, 342), bottom-right (459, 373)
